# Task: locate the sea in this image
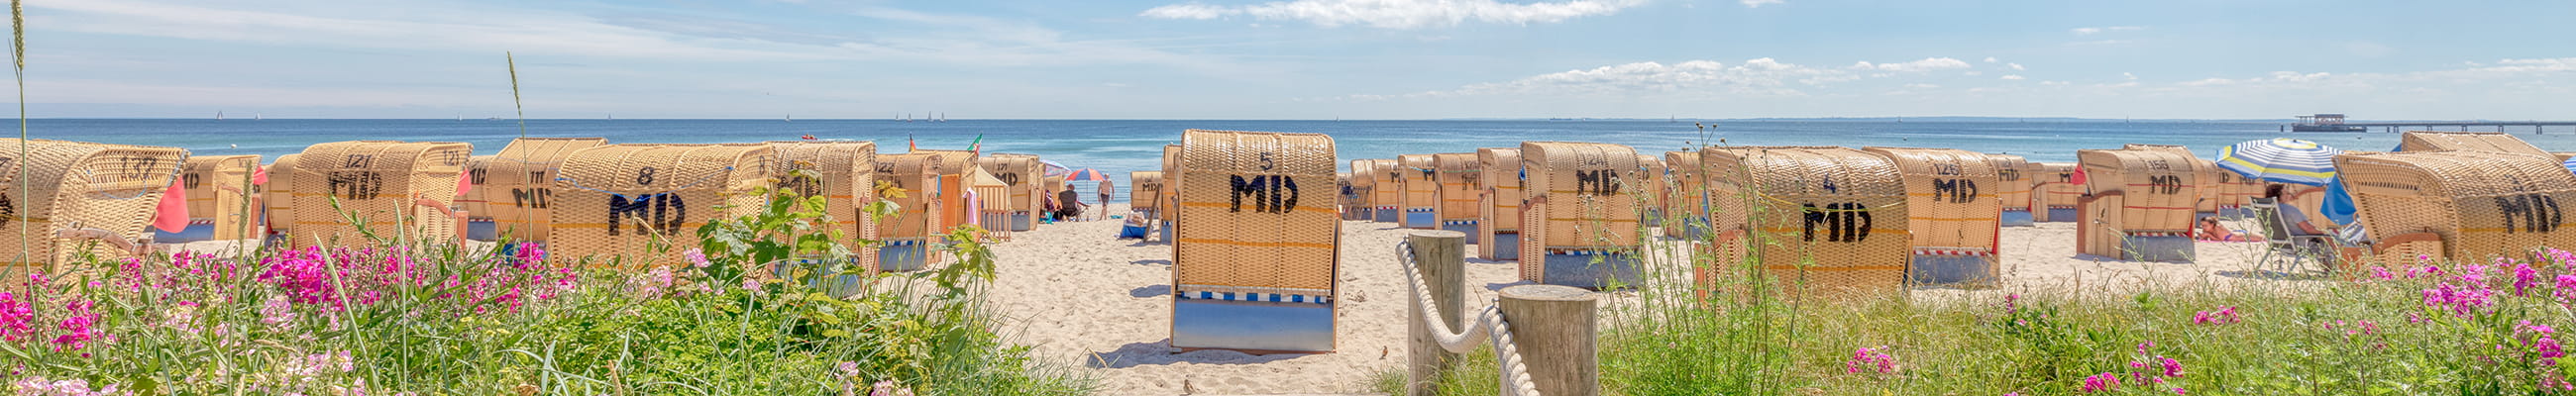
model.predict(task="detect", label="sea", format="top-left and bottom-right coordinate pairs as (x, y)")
top-left (27, 118), bottom-right (2576, 202)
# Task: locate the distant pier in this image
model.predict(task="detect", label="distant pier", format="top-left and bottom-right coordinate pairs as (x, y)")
top-left (2283, 113), bottom-right (2576, 134)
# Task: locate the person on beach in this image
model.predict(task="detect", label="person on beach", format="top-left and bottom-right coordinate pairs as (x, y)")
top-left (2264, 185), bottom-right (2327, 237)
top-left (1056, 188), bottom-right (1086, 221)
top-left (1097, 179), bottom-right (1115, 221)
top-left (2194, 217), bottom-right (2263, 242)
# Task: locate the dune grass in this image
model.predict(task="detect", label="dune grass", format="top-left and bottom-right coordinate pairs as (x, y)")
top-left (1, 188), bottom-right (1093, 395)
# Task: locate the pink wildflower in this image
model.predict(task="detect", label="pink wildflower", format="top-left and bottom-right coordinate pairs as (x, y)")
top-left (2158, 356), bottom-right (2184, 377)
top-left (1844, 346), bottom-right (1898, 374)
top-left (2082, 372), bottom-right (2121, 392)
top-left (0, 292), bottom-right (33, 343)
top-left (52, 300), bottom-right (104, 352)
top-left (685, 248), bottom-right (712, 268)
top-left (2191, 306), bottom-right (2239, 325)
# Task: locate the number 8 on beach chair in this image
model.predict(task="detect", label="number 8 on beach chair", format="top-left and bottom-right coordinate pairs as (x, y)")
top-left (1518, 142), bottom-right (1646, 290)
top-left (1698, 147), bottom-right (1912, 299)
top-left (1865, 148), bottom-right (2003, 287)
top-left (1169, 129), bottom-right (1340, 353)
top-left (2075, 148), bottom-right (2201, 262)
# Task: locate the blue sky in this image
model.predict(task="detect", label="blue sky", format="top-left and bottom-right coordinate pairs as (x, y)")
top-left (13, 0), bottom-right (2573, 119)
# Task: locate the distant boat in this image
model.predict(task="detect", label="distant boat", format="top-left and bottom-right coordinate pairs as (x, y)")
top-left (607, 113), bottom-right (613, 120)
top-left (216, 111), bottom-right (224, 121)
top-left (457, 114), bottom-right (464, 121)
top-left (256, 113), bottom-right (262, 121)
top-left (786, 114), bottom-right (793, 122)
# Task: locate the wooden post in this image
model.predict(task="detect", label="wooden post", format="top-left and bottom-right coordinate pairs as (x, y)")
top-left (1407, 230), bottom-right (1467, 396)
top-left (1499, 284), bottom-right (1599, 396)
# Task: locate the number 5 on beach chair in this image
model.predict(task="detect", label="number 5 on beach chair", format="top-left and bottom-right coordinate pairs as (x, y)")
top-left (1169, 130), bottom-right (1341, 353)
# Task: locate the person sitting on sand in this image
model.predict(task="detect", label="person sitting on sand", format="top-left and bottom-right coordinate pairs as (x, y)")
top-left (1055, 188), bottom-right (1086, 221)
top-left (2194, 217), bottom-right (2263, 242)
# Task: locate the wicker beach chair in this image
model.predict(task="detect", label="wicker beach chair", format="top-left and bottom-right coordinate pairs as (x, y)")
top-left (1699, 147), bottom-right (1911, 299)
top-left (549, 144), bottom-right (773, 266)
top-left (1169, 129), bottom-right (1341, 353)
top-left (2334, 150), bottom-right (2576, 264)
top-left (1346, 159), bottom-right (1377, 221)
top-left (2125, 144), bottom-right (2224, 220)
top-left (0, 139), bottom-right (187, 267)
top-left (1986, 153), bottom-right (2035, 227)
top-left (768, 141), bottom-right (880, 265)
top-left (1130, 171), bottom-right (1163, 217)
top-left (1364, 158), bottom-right (1402, 223)
top-left (1397, 154), bottom-right (1439, 230)
top-left (264, 154), bottom-right (302, 247)
top-left (2032, 162), bottom-right (2081, 222)
top-left (159, 154), bottom-right (262, 244)
top-left (1160, 145), bottom-right (1181, 241)
top-left (2397, 131), bottom-right (2550, 156)
top-left (1866, 148), bottom-right (2003, 287)
top-left (1519, 142), bottom-right (1646, 289)
top-left (908, 149), bottom-right (979, 229)
top-left (464, 138), bottom-right (607, 242)
top-left (285, 141), bottom-right (473, 249)
top-left (874, 152), bottom-right (948, 271)
top-left (1433, 152), bottom-right (1483, 238)
top-left (1477, 148), bottom-right (1523, 260)
top-left (2075, 148), bottom-right (2201, 262)
top-left (1636, 154), bottom-right (1667, 228)
top-left (978, 153), bottom-right (1042, 232)
top-left (1664, 150), bottom-right (1710, 240)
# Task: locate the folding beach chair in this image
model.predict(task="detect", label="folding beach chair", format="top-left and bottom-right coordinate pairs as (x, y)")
top-left (2248, 199), bottom-right (2331, 276)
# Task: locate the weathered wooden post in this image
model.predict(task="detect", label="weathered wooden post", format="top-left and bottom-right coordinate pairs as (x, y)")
top-left (1499, 284), bottom-right (1599, 396)
top-left (1406, 230), bottom-right (1466, 396)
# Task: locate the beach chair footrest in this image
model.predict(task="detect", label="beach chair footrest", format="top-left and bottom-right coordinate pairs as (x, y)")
top-left (1909, 253), bottom-right (2000, 287)
top-left (2122, 235), bottom-right (2196, 262)
top-left (1540, 251), bottom-right (1643, 290)
top-left (2000, 210), bottom-right (2035, 227)
top-left (1171, 299), bottom-right (1336, 353)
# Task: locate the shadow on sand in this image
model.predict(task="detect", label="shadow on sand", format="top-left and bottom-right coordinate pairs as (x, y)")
top-left (1082, 339), bottom-right (1310, 368)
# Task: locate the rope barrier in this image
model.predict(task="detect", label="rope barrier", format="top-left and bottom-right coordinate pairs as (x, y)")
top-left (1397, 240), bottom-right (1545, 396)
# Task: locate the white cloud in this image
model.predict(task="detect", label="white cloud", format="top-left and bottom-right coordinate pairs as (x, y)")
top-left (1984, 56), bottom-right (1997, 63)
top-left (2123, 72), bottom-right (2138, 80)
top-left (1849, 57), bottom-right (1971, 72)
top-left (2072, 26), bottom-right (2143, 35)
top-left (1903, 83), bottom-right (1939, 89)
top-left (1139, 0), bottom-right (1649, 29)
top-left (2008, 62), bottom-right (2026, 71)
top-left (2000, 74), bottom-right (2025, 80)
top-left (1740, 0), bottom-right (1784, 7)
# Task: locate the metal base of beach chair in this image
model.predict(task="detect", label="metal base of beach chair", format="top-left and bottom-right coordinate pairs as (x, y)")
top-left (1403, 208), bottom-right (1437, 230)
top-left (980, 213), bottom-right (1010, 231)
top-left (2043, 207), bottom-right (2078, 223)
top-left (2121, 234), bottom-right (2196, 262)
top-left (1541, 250), bottom-right (1644, 290)
top-left (1158, 221), bottom-right (1173, 243)
top-left (154, 220), bottom-right (217, 244)
top-left (1172, 298), bottom-right (1336, 353)
top-left (878, 241), bottom-right (932, 272)
top-left (1483, 232), bottom-right (1520, 260)
top-left (1442, 221), bottom-right (1479, 243)
top-left (776, 255), bottom-right (870, 298)
top-left (1908, 253), bottom-right (1999, 286)
top-left (464, 218), bottom-right (497, 242)
top-left (1374, 207), bottom-right (1398, 224)
top-left (2000, 210), bottom-right (2034, 227)
top-left (1011, 212), bottom-right (1033, 232)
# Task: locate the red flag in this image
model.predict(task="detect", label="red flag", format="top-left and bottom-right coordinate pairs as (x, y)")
top-left (153, 177), bottom-right (189, 233)
top-left (252, 165), bottom-right (268, 185)
top-left (457, 169), bottom-right (474, 196)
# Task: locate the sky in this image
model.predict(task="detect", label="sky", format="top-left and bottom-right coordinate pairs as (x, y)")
top-left (9, 0), bottom-right (2574, 120)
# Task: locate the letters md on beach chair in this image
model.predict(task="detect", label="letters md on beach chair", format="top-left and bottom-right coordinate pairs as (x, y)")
top-left (2032, 162), bottom-right (2081, 222)
top-left (977, 153), bottom-right (1042, 232)
top-left (1169, 129), bottom-right (1341, 353)
top-left (1434, 152), bottom-right (1482, 238)
top-left (0, 139), bottom-right (186, 267)
top-left (460, 138), bottom-right (606, 242)
top-left (2127, 144), bottom-right (2224, 220)
top-left (1518, 142), bottom-right (1645, 289)
top-left (1665, 150), bottom-right (1711, 240)
top-left (873, 152), bottom-right (948, 271)
top-left (2334, 150), bottom-right (2576, 264)
top-left (288, 141), bottom-right (473, 248)
top-left (1700, 147), bottom-right (1911, 298)
top-left (2075, 148), bottom-right (2201, 262)
top-left (159, 154), bottom-right (261, 244)
top-left (550, 144), bottom-right (773, 265)
top-left (1476, 148), bottom-right (1522, 260)
top-left (1866, 148), bottom-right (2003, 287)
top-left (1986, 154), bottom-right (2034, 227)
top-left (1398, 154), bottom-right (1439, 230)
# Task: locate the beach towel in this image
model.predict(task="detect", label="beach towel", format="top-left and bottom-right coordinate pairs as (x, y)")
top-left (153, 177), bottom-right (189, 233)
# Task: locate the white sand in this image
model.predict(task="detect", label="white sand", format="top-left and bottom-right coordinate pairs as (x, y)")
top-left (984, 206), bottom-right (2324, 395)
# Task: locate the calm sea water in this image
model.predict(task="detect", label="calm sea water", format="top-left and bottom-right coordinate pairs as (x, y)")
top-left (28, 118), bottom-right (2576, 202)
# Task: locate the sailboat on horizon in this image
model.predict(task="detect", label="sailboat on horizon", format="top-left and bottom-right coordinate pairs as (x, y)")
top-left (786, 114), bottom-right (793, 122)
top-left (216, 111), bottom-right (224, 121)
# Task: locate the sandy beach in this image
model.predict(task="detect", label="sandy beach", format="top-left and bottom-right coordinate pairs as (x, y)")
top-left (982, 204), bottom-right (2321, 395)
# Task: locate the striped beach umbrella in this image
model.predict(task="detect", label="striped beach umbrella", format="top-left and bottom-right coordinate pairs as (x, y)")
top-left (2217, 138), bottom-right (2342, 186)
top-left (2562, 156), bottom-right (2576, 175)
top-left (1065, 168), bottom-right (1109, 181)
